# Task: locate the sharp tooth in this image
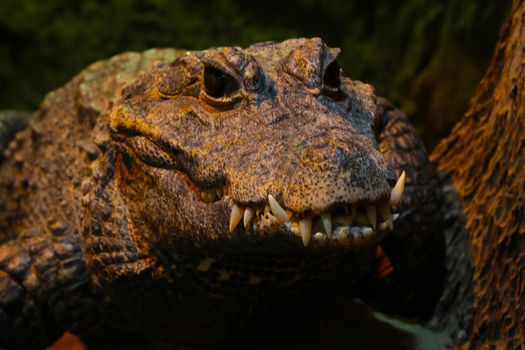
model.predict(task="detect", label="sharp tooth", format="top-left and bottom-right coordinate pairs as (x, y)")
top-left (314, 232), bottom-right (327, 241)
top-left (229, 205), bottom-right (243, 232)
top-left (299, 218), bottom-right (312, 247)
top-left (361, 227), bottom-right (374, 237)
top-left (378, 221), bottom-right (388, 230)
top-left (268, 194), bottom-right (290, 224)
top-left (321, 213), bottom-right (332, 237)
top-left (366, 206), bottom-right (377, 229)
top-left (243, 208), bottom-right (254, 229)
top-left (335, 226), bottom-right (350, 240)
top-left (378, 203), bottom-right (393, 230)
top-left (389, 171), bottom-right (406, 206)
top-left (392, 213), bottom-right (400, 221)
top-left (290, 222), bottom-right (301, 236)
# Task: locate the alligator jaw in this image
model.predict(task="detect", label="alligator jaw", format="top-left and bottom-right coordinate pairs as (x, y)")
top-left (226, 171), bottom-right (406, 247)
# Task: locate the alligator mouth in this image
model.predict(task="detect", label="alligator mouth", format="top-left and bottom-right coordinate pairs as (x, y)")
top-left (117, 134), bottom-right (405, 248)
top-left (195, 171), bottom-right (406, 247)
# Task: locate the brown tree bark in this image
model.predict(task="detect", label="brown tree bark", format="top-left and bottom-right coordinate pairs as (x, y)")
top-left (431, 0), bottom-right (525, 348)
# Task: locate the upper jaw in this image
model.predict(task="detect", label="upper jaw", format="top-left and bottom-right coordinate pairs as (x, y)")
top-left (201, 171), bottom-right (406, 248)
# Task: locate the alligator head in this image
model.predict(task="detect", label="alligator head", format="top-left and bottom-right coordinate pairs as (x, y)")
top-left (107, 38), bottom-right (404, 252)
top-left (87, 38), bottom-right (408, 342)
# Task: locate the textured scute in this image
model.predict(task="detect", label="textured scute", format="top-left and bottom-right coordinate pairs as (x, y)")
top-left (431, 0), bottom-right (525, 347)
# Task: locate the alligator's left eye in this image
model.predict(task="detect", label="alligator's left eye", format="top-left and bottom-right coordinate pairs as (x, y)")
top-left (202, 65), bottom-right (241, 106)
top-left (322, 61), bottom-right (342, 99)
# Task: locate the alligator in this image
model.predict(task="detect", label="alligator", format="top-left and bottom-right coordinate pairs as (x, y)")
top-left (0, 37), bottom-right (446, 349)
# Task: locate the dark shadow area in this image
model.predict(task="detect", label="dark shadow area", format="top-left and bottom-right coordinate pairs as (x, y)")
top-left (76, 298), bottom-right (418, 350)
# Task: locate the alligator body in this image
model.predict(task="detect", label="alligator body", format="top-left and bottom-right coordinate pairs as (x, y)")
top-left (0, 38), bottom-right (443, 349)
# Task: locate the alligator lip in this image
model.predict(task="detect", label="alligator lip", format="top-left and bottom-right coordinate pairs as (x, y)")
top-left (177, 166), bottom-right (405, 249)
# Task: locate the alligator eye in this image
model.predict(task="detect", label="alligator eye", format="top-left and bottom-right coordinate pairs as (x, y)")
top-left (322, 61), bottom-right (343, 99)
top-left (203, 65), bottom-right (240, 99)
top-left (323, 61), bottom-right (341, 88)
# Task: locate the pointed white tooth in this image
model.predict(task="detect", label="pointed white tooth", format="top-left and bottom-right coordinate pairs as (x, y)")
top-left (299, 218), bottom-right (312, 247)
top-left (314, 232), bottom-right (326, 241)
top-left (378, 203), bottom-right (393, 230)
top-left (268, 194), bottom-right (290, 224)
top-left (389, 171), bottom-right (406, 206)
top-left (366, 206), bottom-right (377, 229)
top-left (243, 208), bottom-right (254, 229)
top-left (361, 227), bottom-right (374, 237)
top-left (229, 205), bottom-right (243, 232)
top-left (290, 225), bottom-right (301, 236)
top-left (378, 221), bottom-right (388, 230)
top-left (321, 213), bottom-right (332, 237)
top-left (392, 213), bottom-right (400, 221)
top-left (350, 231), bottom-right (360, 240)
top-left (336, 227), bottom-right (349, 240)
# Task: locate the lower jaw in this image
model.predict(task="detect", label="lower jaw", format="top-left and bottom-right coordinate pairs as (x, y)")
top-left (245, 209), bottom-right (400, 249)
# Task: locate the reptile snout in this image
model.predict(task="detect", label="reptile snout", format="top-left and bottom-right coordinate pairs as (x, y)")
top-left (224, 135), bottom-right (406, 247)
top-left (283, 140), bottom-right (394, 213)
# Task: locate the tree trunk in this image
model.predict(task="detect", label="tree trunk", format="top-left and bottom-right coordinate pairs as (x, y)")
top-left (431, 0), bottom-right (525, 348)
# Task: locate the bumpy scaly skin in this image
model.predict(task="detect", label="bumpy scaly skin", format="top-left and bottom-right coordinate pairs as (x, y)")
top-left (0, 39), bottom-right (442, 348)
top-left (0, 48), bottom-right (183, 349)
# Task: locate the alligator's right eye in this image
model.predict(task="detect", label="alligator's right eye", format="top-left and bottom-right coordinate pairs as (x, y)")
top-left (203, 65), bottom-right (240, 103)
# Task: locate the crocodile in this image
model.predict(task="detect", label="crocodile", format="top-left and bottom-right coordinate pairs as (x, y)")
top-left (0, 38), bottom-right (444, 349)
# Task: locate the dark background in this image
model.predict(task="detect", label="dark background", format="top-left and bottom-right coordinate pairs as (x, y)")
top-left (0, 0), bottom-right (511, 149)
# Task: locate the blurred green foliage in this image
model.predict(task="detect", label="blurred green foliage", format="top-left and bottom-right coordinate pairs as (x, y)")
top-left (0, 0), bottom-right (511, 148)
